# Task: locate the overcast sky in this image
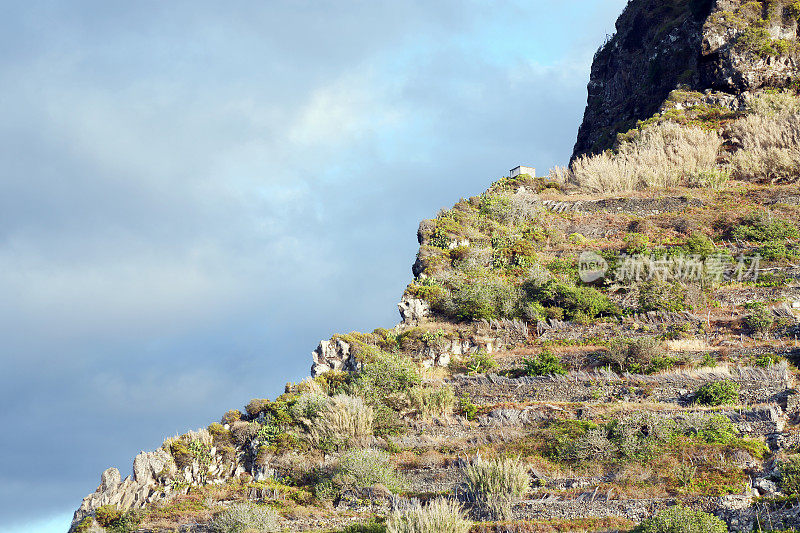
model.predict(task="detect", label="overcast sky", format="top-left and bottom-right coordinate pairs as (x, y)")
top-left (0, 1), bottom-right (627, 531)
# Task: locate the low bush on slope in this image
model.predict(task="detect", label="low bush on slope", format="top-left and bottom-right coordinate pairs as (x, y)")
top-left (634, 506), bottom-right (727, 533)
top-left (210, 503), bottom-right (279, 533)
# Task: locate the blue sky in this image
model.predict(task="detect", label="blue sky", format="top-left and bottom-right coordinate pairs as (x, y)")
top-left (0, 1), bottom-right (627, 531)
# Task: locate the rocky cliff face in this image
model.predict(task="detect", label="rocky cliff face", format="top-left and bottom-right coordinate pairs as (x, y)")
top-left (572, 0), bottom-right (800, 160)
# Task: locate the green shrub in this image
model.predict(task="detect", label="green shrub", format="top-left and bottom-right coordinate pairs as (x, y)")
top-left (523, 279), bottom-right (618, 321)
top-left (634, 506), bottom-right (726, 533)
top-left (686, 168), bottom-right (730, 190)
top-left (608, 414), bottom-right (665, 462)
top-left (638, 280), bottom-right (688, 313)
top-left (695, 414), bottom-right (739, 445)
top-left (373, 404), bottom-right (407, 437)
top-left (736, 27), bottom-right (783, 57)
top-left (245, 398), bottom-right (271, 418)
top-left (340, 522), bottom-right (387, 533)
top-left (310, 395), bottom-right (373, 450)
top-left (445, 276), bottom-right (521, 321)
top-left (730, 213), bottom-right (799, 243)
top-left (210, 503), bottom-right (279, 533)
top-left (73, 518), bottom-right (94, 533)
top-left (110, 513), bottom-right (141, 533)
top-left (546, 420), bottom-right (617, 464)
top-left (458, 394), bottom-right (479, 421)
top-left (408, 385), bottom-right (455, 418)
top-left (548, 412), bottom-right (748, 466)
top-left (779, 455), bottom-right (800, 496)
top-left (93, 506), bottom-right (140, 533)
top-left (289, 392), bottom-right (329, 423)
top-left (522, 351), bottom-right (567, 376)
top-left (568, 232), bottom-right (589, 246)
top-left (460, 351), bottom-right (498, 375)
top-left (754, 353), bottom-right (781, 367)
top-left (546, 257), bottom-right (580, 280)
top-left (624, 233), bottom-right (651, 255)
top-left (169, 440), bottom-right (194, 470)
top-left (313, 477), bottom-right (338, 502)
top-left (316, 370), bottom-right (351, 396)
top-left (221, 409), bottom-right (242, 425)
top-left (255, 422), bottom-right (281, 446)
top-left (464, 456), bottom-right (529, 520)
top-left (333, 448), bottom-right (405, 493)
top-left (789, 0), bottom-right (800, 20)
top-left (387, 499), bottom-right (471, 533)
top-left (602, 337), bottom-right (674, 374)
top-left (744, 303), bottom-right (774, 336)
top-left (354, 352), bottom-right (421, 404)
top-left (208, 422), bottom-right (230, 440)
top-left (758, 241), bottom-right (793, 260)
top-left (682, 232), bottom-right (716, 258)
top-left (752, 272), bottom-right (790, 287)
top-left (95, 505), bottom-right (122, 528)
top-left (695, 380), bottom-right (739, 406)
top-left (700, 353), bottom-right (717, 368)
top-left (480, 194), bottom-right (513, 223)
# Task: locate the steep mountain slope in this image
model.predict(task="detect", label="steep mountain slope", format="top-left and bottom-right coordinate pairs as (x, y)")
top-left (70, 1), bottom-right (800, 532)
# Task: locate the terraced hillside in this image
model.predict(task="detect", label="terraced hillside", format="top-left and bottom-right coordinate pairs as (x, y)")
top-left (69, 0), bottom-right (800, 532)
top-left (70, 175), bottom-right (800, 532)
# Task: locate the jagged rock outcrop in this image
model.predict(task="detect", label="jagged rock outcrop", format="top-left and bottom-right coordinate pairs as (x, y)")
top-left (72, 441), bottom-right (245, 530)
top-left (73, 451), bottom-right (174, 526)
top-left (398, 294), bottom-right (430, 325)
top-left (310, 338), bottom-right (360, 377)
top-left (310, 328), bottom-right (498, 377)
top-left (573, 0), bottom-right (800, 159)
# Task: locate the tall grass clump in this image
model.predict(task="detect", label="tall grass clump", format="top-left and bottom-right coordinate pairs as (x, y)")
top-left (728, 112), bottom-right (800, 181)
top-left (725, 91), bottom-right (800, 182)
top-left (387, 499), bottom-right (471, 533)
top-left (408, 384), bottom-right (455, 419)
top-left (463, 456), bottom-right (529, 519)
top-left (210, 503), bottom-right (279, 533)
top-left (572, 122), bottom-right (722, 192)
top-left (310, 395), bottom-right (373, 450)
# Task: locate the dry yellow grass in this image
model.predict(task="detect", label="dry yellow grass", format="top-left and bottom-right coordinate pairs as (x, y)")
top-left (665, 338), bottom-right (712, 352)
top-left (572, 122), bottom-right (722, 193)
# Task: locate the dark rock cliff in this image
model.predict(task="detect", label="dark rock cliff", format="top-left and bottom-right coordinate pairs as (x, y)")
top-left (572, 0), bottom-right (800, 160)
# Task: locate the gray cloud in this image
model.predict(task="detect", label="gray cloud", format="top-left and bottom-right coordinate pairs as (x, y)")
top-left (0, 1), bottom-right (626, 529)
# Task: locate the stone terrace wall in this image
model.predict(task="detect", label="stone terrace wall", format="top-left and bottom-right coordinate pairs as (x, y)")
top-left (451, 364), bottom-right (792, 406)
top-left (502, 495), bottom-right (762, 532)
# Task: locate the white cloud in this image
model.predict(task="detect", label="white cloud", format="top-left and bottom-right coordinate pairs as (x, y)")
top-left (289, 68), bottom-right (406, 149)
